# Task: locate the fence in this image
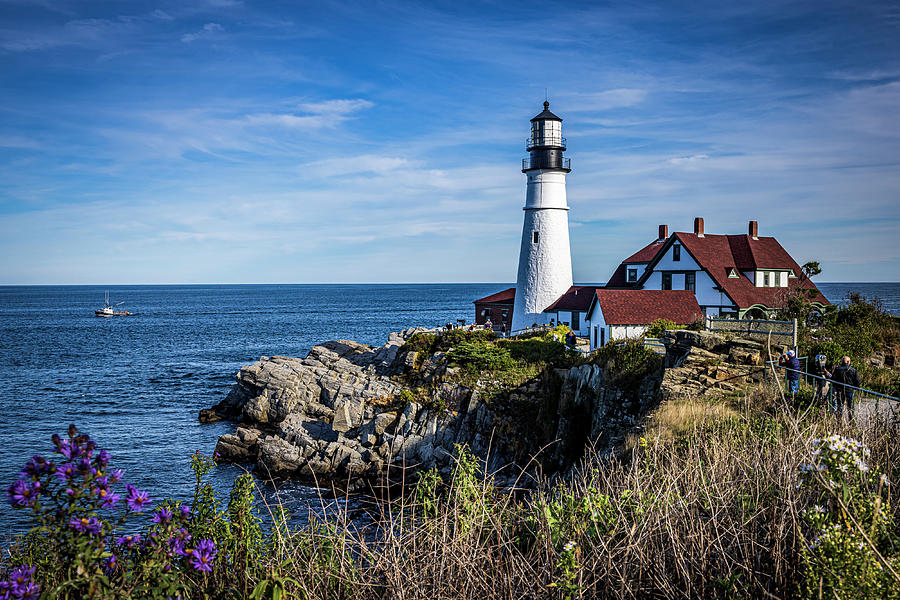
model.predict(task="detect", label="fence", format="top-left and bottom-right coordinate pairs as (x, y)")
top-left (642, 337), bottom-right (667, 355)
top-left (767, 362), bottom-right (900, 422)
top-left (705, 315), bottom-right (798, 348)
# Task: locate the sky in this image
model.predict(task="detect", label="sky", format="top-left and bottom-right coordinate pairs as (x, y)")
top-left (1, 0), bottom-right (899, 284)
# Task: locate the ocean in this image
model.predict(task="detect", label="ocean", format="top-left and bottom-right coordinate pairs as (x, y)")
top-left (0, 282), bottom-right (897, 535)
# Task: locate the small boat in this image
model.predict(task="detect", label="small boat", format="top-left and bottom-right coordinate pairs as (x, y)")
top-left (95, 292), bottom-right (131, 317)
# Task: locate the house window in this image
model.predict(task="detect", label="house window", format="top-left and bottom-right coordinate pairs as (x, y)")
top-left (673, 245), bottom-right (681, 261)
top-left (572, 312), bottom-right (579, 330)
top-left (662, 272), bottom-right (672, 290)
top-left (764, 272), bottom-right (771, 287)
top-left (502, 310), bottom-right (508, 319)
top-left (728, 268), bottom-right (739, 278)
top-left (627, 268), bottom-right (637, 283)
top-left (532, 231), bottom-right (539, 244)
top-left (685, 272), bottom-right (695, 292)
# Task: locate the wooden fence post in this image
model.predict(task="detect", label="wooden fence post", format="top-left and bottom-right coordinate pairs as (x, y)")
top-left (792, 318), bottom-right (798, 352)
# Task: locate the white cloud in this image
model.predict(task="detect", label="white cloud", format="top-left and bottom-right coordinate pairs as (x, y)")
top-left (181, 22), bottom-right (223, 43)
top-left (296, 99), bottom-right (374, 115)
top-left (566, 89), bottom-right (649, 111)
top-left (302, 155), bottom-right (410, 177)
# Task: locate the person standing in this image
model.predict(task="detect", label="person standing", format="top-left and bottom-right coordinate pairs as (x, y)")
top-left (832, 356), bottom-right (861, 420)
top-left (813, 354), bottom-right (832, 405)
top-left (779, 350), bottom-right (801, 397)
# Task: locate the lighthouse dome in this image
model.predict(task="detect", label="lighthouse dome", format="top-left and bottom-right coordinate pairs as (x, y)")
top-left (530, 100), bottom-right (562, 122)
top-left (527, 101), bottom-right (565, 152)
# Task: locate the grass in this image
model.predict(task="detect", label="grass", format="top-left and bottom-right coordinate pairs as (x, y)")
top-left (5, 384), bottom-right (900, 599)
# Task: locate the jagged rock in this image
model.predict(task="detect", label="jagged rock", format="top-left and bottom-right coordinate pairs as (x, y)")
top-left (332, 401), bottom-right (353, 433)
top-left (198, 409), bottom-right (224, 423)
top-left (209, 326), bottom-right (767, 487)
top-left (374, 412), bottom-right (396, 435)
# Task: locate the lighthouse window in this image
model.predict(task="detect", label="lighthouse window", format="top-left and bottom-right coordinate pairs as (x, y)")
top-left (532, 231), bottom-right (539, 244)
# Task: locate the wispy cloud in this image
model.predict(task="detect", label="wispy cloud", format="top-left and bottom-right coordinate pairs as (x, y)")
top-left (0, 0), bottom-right (898, 283)
top-left (181, 22), bottom-right (224, 43)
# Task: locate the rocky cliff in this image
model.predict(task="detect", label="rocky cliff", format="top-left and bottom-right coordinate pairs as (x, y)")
top-left (202, 328), bottom-right (670, 489)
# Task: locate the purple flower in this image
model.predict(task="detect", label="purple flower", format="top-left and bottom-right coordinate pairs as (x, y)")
top-left (68, 516), bottom-right (101, 535)
top-left (56, 462), bottom-right (77, 482)
top-left (8, 565), bottom-right (35, 585)
top-left (125, 485), bottom-right (151, 512)
top-left (99, 489), bottom-right (120, 509)
top-left (15, 581), bottom-right (41, 600)
top-left (57, 439), bottom-right (80, 460)
top-left (170, 537), bottom-right (187, 557)
top-left (77, 458), bottom-right (91, 474)
top-left (109, 468), bottom-right (124, 483)
top-left (20, 455), bottom-right (51, 480)
top-left (97, 449), bottom-right (110, 466)
top-left (116, 534), bottom-right (141, 548)
top-left (103, 554), bottom-right (117, 575)
top-left (189, 539), bottom-right (217, 572)
top-left (178, 504), bottom-right (191, 519)
top-left (7, 480), bottom-right (39, 508)
top-left (152, 507), bottom-right (172, 524)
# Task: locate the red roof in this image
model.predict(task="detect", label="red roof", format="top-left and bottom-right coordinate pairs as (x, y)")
top-left (673, 233), bottom-right (829, 308)
top-left (604, 263), bottom-right (630, 288)
top-left (543, 286), bottom-right (599, 312)
top-left (623, 239), bottom-right (665, 263)
top-left (590, 290), bottom-right (702, 325)
top-left (473, 287), bottom-right (515, 305)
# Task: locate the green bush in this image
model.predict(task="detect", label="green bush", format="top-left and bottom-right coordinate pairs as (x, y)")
top-left (589, 340), bottom-right (662, 390)
top-left (400, 333), bottom-right (438, 355)
top-left (447, 341), bottom-right (516, 372)
top-left (499, 337), bottom-right (574, 367)
top-left (646, 319), bottom-right (679, 338)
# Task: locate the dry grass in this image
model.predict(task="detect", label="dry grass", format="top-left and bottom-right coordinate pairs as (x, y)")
top-left (252, 386), bottom-right (900, 600)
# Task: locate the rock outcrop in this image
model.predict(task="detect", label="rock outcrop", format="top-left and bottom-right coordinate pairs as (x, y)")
top-left (206, 328), bottom-right (545, 487)
top-left (205, 326), bottom-right (765, 489)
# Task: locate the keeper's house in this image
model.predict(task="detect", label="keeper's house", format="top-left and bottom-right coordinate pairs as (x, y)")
top-left (474, 285), bottom-right (598, 336)
top-left (586, 289), bottom-right (701, 350)
top-left (604, 218), bottom-right (829, 320)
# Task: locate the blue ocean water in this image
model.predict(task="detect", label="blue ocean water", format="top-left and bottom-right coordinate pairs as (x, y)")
top-left (0, 284), bottom-right (503, 535)
top-left (0, 282), bottom-right (897, 535)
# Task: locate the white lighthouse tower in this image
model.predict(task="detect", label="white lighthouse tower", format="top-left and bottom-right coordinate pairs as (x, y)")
top-left (511, 101), bottom-right (574, 332)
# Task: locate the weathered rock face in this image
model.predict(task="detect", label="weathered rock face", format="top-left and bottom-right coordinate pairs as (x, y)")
top-left (206, 328), bottom-right (541, 487)
top-left (205, 326), bottom-right (761, 488)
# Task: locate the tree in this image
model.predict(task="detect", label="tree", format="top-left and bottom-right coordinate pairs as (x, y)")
top-left (800, 261), bottom-right (821, 282)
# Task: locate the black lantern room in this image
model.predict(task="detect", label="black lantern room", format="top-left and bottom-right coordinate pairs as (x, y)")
top-left (523, 101), bottom-right (571, 172)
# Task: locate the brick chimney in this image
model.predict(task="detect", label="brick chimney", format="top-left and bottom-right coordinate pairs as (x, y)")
top-left (749, 220), bottom-right (758, 240)
top-left (693, 217), bottom-right (704, 237)
top-left (658, 224), bottom-right (668, 240)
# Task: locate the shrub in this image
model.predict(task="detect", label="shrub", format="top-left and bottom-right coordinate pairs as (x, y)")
top-left (589, 340), bottom-right (662, 390)
top-left (646, 318), bottom-right (678, 338)
top-left (447, 341), bottom-right (516, 371)
top-left (798, 435), bottom-right (899, 599)
top-left (499, 337), bottom-right (574, 367)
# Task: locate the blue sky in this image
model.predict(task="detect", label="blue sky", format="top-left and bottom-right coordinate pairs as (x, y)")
top-left (1, 0), bottom-right (898, 284)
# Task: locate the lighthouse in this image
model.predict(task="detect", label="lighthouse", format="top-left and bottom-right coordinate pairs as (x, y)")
top-left (510, 101), bottom-right (574, 332)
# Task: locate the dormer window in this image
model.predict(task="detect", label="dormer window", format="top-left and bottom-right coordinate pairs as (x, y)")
top-left (627, 268), bottom-right (637, 283)
top-left (672, 245), bottom-right (681, 261)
